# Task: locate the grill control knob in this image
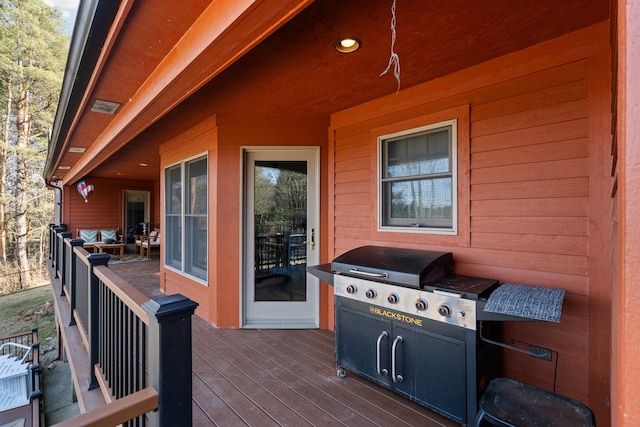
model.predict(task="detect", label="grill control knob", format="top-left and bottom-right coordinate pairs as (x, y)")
top-left (415, 298), bottom-right (428, 311)
top-left (365, 289), bottom-right (377, 299)
top-left (346, 284), bottom-right (357, 294)
top-left (387, 293), bottom-right (400, 304)
top-left (438, 304), bottom-right (452, 317)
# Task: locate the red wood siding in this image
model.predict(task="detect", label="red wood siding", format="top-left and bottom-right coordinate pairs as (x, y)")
top-left (63, 177), bottom-right (157, 238)
top-left (159, 114), bottom-right (329, 329)
top-left (329, 23), bottom-right (611, 420)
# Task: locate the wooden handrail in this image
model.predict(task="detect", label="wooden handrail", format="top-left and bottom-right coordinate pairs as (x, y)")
top-left (51, 387), bottom-right (158, 427)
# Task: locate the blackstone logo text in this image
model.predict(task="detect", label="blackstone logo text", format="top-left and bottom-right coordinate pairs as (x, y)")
top-left (369, 306), bottom-right (423, 326)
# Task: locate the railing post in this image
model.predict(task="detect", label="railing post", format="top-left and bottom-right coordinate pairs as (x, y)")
top-left (87, 252), bottom-right (110, 390)
top-left (48, 223), bottom-right (55, 262)
top-left (50, 224), bottom-right (65, 266)
top-left (53, 226), bottom-right (66, 279)
top-left (68, 239), bottom-right (84, 326)
top-left (60, 232), bottom-right (72, 292)
top-left (143, 295), bottom-right (198, 427)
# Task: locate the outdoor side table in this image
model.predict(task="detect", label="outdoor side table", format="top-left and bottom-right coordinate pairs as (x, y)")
top-left (93, 242), bottom-right (125, 261)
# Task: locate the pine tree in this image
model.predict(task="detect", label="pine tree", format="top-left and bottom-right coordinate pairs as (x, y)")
top-left (0, 0), bottom-right (67, 287)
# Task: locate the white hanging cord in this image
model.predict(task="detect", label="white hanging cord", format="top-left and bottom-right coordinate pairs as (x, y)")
top-left (380, 0), bottom-right (401, 93)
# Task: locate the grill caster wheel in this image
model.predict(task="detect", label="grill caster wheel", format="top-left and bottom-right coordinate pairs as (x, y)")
top-left (337, 367), bottom-right (347, 378)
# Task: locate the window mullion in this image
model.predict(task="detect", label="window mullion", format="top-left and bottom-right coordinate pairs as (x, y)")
top-left (181, 162), bottom-right (186, 274)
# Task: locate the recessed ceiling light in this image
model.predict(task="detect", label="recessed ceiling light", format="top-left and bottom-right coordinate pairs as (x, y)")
top-left (334, 38), bottom-right (361, 53)
top-left (58, 165), bottom-right (71, 170)
top-left (68, 147), bottom-right (86, 153)
top-left (91, 99), bottom-right (121, 114)
top-left (138, 163), bottom-right (148, 167)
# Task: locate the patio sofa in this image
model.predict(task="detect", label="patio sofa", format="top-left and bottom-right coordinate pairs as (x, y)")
top-left (77, 228), bottom-right (121, 249)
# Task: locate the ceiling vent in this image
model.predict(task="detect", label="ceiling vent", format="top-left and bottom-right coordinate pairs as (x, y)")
top-left (91, 99), bottom-right (121, 114)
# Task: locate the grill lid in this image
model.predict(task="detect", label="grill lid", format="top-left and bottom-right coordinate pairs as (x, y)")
top-left (331, 246), bottom-right (453, 288)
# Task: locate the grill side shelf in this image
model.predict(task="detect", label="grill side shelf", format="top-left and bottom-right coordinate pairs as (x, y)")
top-left (306, 263), bottom-right (335, 285)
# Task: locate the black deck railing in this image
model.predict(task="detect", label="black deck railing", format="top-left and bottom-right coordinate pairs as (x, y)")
top-left (48, 224), bottom-right (198, 426)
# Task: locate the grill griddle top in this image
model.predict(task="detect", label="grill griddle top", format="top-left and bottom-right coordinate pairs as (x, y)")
top-left (331, 246), bottom-right (453, 289)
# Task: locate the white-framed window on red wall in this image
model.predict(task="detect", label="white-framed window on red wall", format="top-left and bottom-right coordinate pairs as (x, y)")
top-left (165, 154), bottom-right (208, 282)
top-left (379, 119), bottom-right (458, 234)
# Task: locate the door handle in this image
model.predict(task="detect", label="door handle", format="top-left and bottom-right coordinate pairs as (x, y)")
top-left (391, 335), bottom-right (403, 383)
top-left (305, 228), bottom-right (315, 249)
top-left (376, 331), bottom-right (389, 376)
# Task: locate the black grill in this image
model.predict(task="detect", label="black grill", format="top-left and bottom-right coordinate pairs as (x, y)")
top-left (308, 245), bottom-right (566, 426)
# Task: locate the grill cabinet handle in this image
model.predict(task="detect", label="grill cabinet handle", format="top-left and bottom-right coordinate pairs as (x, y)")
top-left (391, 335), bottom-right (404, 383)
top-left (376, 331), bottom-right (389, 376)
top-left (348, 268), bottom-right (389, 279)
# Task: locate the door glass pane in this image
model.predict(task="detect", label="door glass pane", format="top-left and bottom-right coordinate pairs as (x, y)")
top-left (254, 161), bottom-right (307, 302)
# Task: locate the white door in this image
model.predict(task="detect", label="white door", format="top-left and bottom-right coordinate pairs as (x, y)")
top-left (243, 148), bottom-right (319, 328)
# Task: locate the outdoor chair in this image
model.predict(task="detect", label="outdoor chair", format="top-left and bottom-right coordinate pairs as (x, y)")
top-left (140, 230), bottom-right (161, 258)
top-left (134, 229), bottom-right (156, 254)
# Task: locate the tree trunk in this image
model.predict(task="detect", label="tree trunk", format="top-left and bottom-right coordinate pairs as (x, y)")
top-left (0, 77), bottom-right (11, 264)
top-left (15, 64), bottom-right (30, 288)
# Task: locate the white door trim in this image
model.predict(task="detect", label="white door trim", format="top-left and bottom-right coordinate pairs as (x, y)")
top-left (240, 146), bottom-right (320, 328)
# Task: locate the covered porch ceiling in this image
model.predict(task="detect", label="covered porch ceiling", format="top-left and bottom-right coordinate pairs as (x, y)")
top-left (47, 0), bottom-right (609, 184)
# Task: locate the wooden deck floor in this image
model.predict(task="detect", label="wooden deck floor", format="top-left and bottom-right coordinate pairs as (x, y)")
top-left (109, 258), bottom-right (460, 427)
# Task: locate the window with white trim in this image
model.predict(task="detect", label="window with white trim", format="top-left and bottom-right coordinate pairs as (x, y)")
top-left (379, 119), bottom-right (457, 233)
top-left (165, 155), bottom-right (208, 281)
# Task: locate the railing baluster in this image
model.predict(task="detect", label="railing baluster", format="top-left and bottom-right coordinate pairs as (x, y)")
top-left (87, 252), bottom-right (110, 390)
top-left (75, 259), bottom-right (89, 334)
top-left (69, 239), bottom-right (83, 326)
top-left (107, 286), bottom-right (114, 390)
top-left (116, 298), bottom-right (122, 398)
top-left (127, 309), bottom-right (133, 398)
top-left (61, 231), bottom-right (72, 296)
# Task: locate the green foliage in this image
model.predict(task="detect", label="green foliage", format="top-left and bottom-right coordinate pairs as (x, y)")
top-left (254, 165), bottom-right (307, 235)
top-left (0, 0), bottom-right (69, 286)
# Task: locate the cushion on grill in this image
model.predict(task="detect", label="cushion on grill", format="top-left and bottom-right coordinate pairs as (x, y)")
top-left (483, 283), bottom-right (566, 322)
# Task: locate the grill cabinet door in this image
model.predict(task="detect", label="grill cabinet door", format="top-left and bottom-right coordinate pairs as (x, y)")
top-left (392, 323), bottom-right (466, 424)
top-left (336, 304), bottom-right (392, 388)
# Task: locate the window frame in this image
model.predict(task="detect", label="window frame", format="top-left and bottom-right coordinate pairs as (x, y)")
top-left (378, 119), bottom-right (458, 235)
top-left (164, 153), bottom-right (208, 284)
